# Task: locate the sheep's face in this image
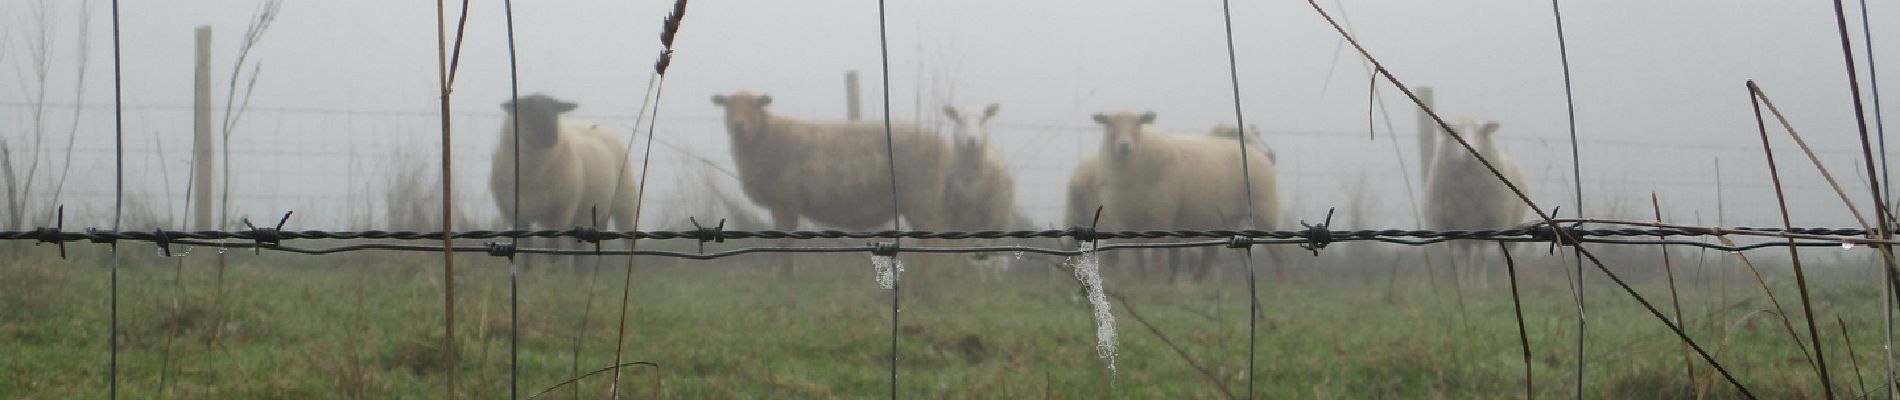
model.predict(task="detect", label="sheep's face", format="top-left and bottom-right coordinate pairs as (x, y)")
top-left (502, 95), bottom-right (577, 149)
top-left (1476, 121), bottom-right (1500, 140)
top-left (1091, 111), bottom-right (1156, 160)
top-left (712, 92), bottom-right (773, 137)
top-left (1443, 118), bottom-right (1501, 156)
top-left (943, 103), bottom-right (999, 154)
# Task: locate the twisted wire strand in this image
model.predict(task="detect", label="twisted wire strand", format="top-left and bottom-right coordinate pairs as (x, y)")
top-left (6, 226), bottom-right (1875, 258)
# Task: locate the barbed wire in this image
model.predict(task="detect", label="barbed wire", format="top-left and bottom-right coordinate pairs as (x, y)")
top-left (2, 223), bottom-right (1878, 259)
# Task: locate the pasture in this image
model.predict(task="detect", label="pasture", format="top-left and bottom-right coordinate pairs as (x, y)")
top-left (3, 0), bottom-right (1899, 398)
top-left (3, 241), bottom-right (1887, 398)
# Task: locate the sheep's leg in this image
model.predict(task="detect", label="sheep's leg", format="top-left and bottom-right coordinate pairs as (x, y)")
top-left (1462, 245), bottom-right (1478, 291)
top-left (1165, 248), bottom-right (1186, 285)
top-left (1268, 246), bottom-right (1288, 282)
top-left (1472, 244), bottom-right (1490, 291)
top-left (770, 209), bottom-right (799, 278)
top-left (1461, 245), bottom-right (1478, 291)
top-left (1149, 248), bottom-right (1162, 283)
top-left (1452, 245), bottom-right (1466, 290)
top-left (1193, 246), bottom-right (1218, 282)
top-left (1097, 246), bottom-right (1120, 276)
top-left (1147, 247), bottom-right (1168, 282)
top-left (1474, 244), bottom-right (1491, 291)
top-left (1463, 244), bottom-right (1486, 291)
top-left (984, 239), bottom-right (1006, 282)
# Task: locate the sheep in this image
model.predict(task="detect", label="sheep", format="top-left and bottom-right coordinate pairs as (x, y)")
top-left (1067, 156), bottom-right (1148, 272)
top-left (1070, 123), bottom-right (1208, 229)
top-left (1423, 117), bottom-right (1529, 291)
top-left (1065, 157), bottom-right (1103, 229)
top-left (711, 91), bottom-right (950, 275)
top-left (1090, 111), bottom-right (1279, 282)
top-left (941, 103), bottom-right (1018, 280)
top-left (1207, 123), bottom-right (1275, 164)
top-left (490, 94), bottom-right (639, 265)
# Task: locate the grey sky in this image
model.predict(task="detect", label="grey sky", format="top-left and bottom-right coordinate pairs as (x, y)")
top-left (3, 0), bottom-right (1898, 233)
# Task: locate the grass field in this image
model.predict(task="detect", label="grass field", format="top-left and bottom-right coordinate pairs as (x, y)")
top-left (1, 240), bottom-right (1893, 399)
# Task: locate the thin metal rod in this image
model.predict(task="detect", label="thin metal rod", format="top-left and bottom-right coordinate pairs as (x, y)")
top-left (1112, 292), bottom-right (1239, 400)
top-left (875, 0), bottom-right (903, 396)
top-left (1750, 80), bottom-right (1836, 400)
top-left (500, 0), bottom-right (522, 397)
top-left (568, 208), bottom-right (601, 399)
top-left (433, 0), bottom-right (471, 396)
top-left (108, 0), bottom-right (124, 397)
top-left (1216, 0), bottom-right (1262, 397)
top-left (1654, 193), bottom-right (1693, 393)
top-left (1853, 0), bottom-right (1898, 396)
top-left (1299, 0), bottom-right (1754, 395)
top-left (1500, 241), bottom-right (1533, 400)
top-left (1546, 1), bottom-right (1587, 397)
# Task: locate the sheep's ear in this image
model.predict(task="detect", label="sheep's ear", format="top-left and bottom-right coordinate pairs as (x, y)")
top-left (1091, 113), bottom-right (1108, 124)
top-left (758, 95), bottom-right (773, 107)
top-left (1480, 121), bottom-right (1500, 136)
top-left (982, 103), bottom-right (999, 121)
top-left (1138, 111), bottom-right (1156, 125)
top-left (942, 106), bottom-right (960, 120)
top-left (555, 100), bottom-right (578, 113)
top-left (711, 94), bottom-right (727, 106)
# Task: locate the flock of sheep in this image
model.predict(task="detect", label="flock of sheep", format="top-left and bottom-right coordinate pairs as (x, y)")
top-left (488, 90), bottom-right (1530, 287)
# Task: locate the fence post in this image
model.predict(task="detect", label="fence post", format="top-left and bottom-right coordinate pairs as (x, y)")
top-left (846, 70), bottom-right (861, 121)
top-left (1415, 86), bottom-right (1434, 186)
top-left (192, 26), bottom-right (214, 231)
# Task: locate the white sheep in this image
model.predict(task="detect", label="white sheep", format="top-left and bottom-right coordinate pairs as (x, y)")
top-left (1423, 117), bottom-right (1529, 290)
top-left (1090, 112), bottom-right (1279, 282)
top-left (711, 91), bottom-right (950, 274)
top-left (941, 103), bottom-right (1018, 280)
top-left (1207, 123), bottom-right (1275, 164)
top-left (1065, 157), bottom-right (1103, 228)
top-left (1070, 123), bottom-right (1227, 229)
top-left (490, 95), bottom-right (640, 261)
top-left (1067, 156), bottom-right (1150, 271)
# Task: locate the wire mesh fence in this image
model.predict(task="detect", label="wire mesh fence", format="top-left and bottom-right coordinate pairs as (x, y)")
top-left (4, 0), bottom-right (1899, 398)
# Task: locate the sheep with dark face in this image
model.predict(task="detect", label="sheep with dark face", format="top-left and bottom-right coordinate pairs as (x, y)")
top-left (942, 103), bottom-right (1017, 279)
top-left (1090, 111), bottom-right (1279, 282)
top-left (712, 91), bottom-right (950, 274)
top-left (490, 94), bottom-right (639, 237)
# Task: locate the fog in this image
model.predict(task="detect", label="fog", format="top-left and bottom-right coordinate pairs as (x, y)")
top-left (3, 0), bottom-right (1898, 233)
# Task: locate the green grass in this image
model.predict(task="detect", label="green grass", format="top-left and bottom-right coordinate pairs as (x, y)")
top-left (0, 241), bottom-right (1891, 398)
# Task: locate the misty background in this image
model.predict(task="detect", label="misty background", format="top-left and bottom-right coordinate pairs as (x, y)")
top-left (3, 0), bottom-right (1897, 239)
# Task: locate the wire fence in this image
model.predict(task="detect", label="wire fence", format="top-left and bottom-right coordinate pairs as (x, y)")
top-left (5, 102), bottom-right (1891, 231)
top-left (0, 220), bottom-right (1884, 258)
top-left (6, 0), bottom-right (1896, 398)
